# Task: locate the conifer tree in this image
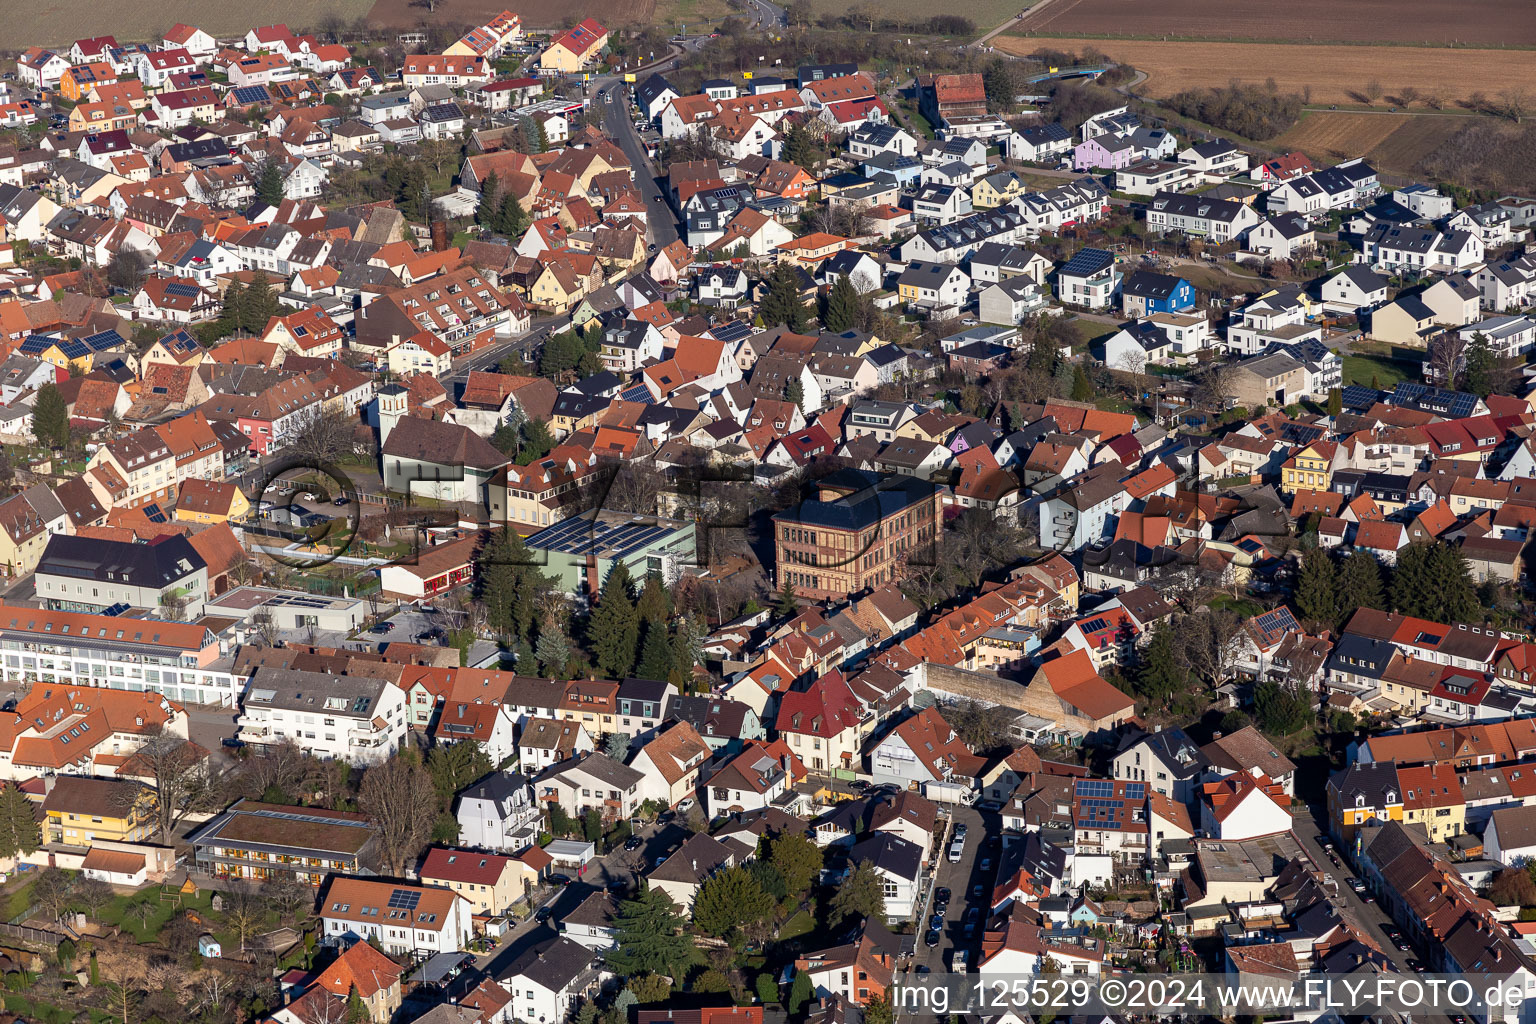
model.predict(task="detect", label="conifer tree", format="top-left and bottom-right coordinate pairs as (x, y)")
top-left (693, 864), bottom-right (775, 937)
top-left (256, 160), bottom-right (285, 206)
top-left (775, 578), bottom-right (799, 617)
top-left (535, 624), bottom-right (571, 679)
top-left (1294, 550), bottom-right (1338, 625)
top-left (636, 622), bottom-right (674, 681)
top-left (1135, 620), bottom-right (1184, 708)
top-left (476, 171), bottom-right (501, 227)
top-left (822, 273), bottom-right (858, 333)
top-left (0, 782), bottom-right (40, 859)
top-left (30, 384), bottom-right (69, 450)
top-left (607, 886), bottom-right (698, 978)
top-left (589, 563), bottom-right (640, 678)
top-left (1335, 550), bottom-right (1385, 622)
top-left (636, 572), bottom-right (671, 627)
top-left (829, 860), bottom-right (887, 927)
top-left (1070, 366), bottom-right (1093, 402)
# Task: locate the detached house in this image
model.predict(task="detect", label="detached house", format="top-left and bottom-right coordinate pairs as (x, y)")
top-left (629, 720), bottom-right (712, 809)
top-left (867, 706), bottom-right (983, 791)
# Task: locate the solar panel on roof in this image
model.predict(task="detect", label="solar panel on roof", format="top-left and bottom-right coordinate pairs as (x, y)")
top-left (1061, 248), bottom-right (1113, 277)
top-left (233, 86), bottom-right (267, 103)
top-left (1077, 779), bottom-right (1114, 798)
top-left (165, 283), bottom-right (200, 299)
top-left (1338, 384), bottom-right (1382, 411)
top-left (387, 888), bottom-right (421, 910)
top-left (618, 384), bottom-right (653, 404)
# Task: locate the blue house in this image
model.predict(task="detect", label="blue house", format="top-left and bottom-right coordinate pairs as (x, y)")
top-left (1121, 269), bottom-right (1196, 317)
top-left (863, 151), bottom-right (922, 187)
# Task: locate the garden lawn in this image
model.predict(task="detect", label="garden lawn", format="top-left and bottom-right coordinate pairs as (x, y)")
top-left (99, 889), bottom-right (215, 943)
top-left (0, 876), bottom-right (36, 921)
top-left (780, 908), bottom-right (815, 941)
top-left (1342, 352), bottom-right (1413, 388)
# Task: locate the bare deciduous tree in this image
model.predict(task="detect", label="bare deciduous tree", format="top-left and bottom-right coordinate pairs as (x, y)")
top-left (358, 750), bottom-right (437, 876)
top-left (235, 737), bottom-right (316, 801)
top-left (1192, 359), bottom-right (1240, 412)
top-left (260, 873), bottom-right (315, 920)
top-left (132, 725), bottom-right (217, 839)
top-left (1364, 80), bottom-right (1383, 104)
top-left (1500, 88), bottom-right (1529, 124)
top-left (223, 886), bottom-right (266, 952)
top-left (73, 875), bottom-right (116, 919)
top-left (288, 410), bottom-right (362, 467)
top-left (1426, 330), bottom-right (1468, 387)
top-left (1397, 85), bottom-right (1421, 107)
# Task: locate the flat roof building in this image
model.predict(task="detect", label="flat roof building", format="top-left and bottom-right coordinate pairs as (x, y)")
top-left (524, 510), bottom-right (697, 596)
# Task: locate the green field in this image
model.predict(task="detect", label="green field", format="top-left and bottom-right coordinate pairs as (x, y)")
top-left (653, 0), bottom-right (739, 31)
top-left (0, 0), bottom-right (374, 49)
top-left (1342, 352), bottom-right (1416, 388)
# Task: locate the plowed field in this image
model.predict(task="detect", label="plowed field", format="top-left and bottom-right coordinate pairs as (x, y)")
top-left (993, 36), bottom-right (1535, 105)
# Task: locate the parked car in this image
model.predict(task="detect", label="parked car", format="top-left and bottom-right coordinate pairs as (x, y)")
top-left (624, 835), bottom-right (643, 850)
top-left (677, 797), bottom-right (695, 814)
top-left (924, 929), bottom-right (940, 947)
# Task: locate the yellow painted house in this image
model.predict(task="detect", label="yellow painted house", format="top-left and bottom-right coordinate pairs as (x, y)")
top-left (69, 101), bottom-right (138, 135)
top-left (972, 170), bottom-right (1027, 209)
top-left (538, 18), bottom-right (608, 73)
top-left (528, 260), bottom-right (589, 313)
top-left (1399, 764), bottom-right (1465, 844)
top-left (174, 478), bottom-right (252, 524)
top-left (420, 847), bottom-right (526, 916)
top-left (1281, 439), bottom-right (1337, 495)
top-left (1326, 762), bottom-right (1402, 844)
top-left (0, 485), bottom-right (71, 578)
top-left (42, 777), bottom-right (158, 845)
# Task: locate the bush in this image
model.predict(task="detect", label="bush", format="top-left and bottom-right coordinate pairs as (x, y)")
top-left (755, 973), bottom-right (779, 1004)
top-left (1166, 84), bottom-right (1304, 140)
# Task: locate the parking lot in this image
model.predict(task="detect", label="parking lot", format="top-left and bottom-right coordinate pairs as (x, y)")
top-left (368, 606), bottom-right (456, 645)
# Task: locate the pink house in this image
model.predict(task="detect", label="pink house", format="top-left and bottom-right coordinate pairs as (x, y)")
top-left (1073, 135), bottom-right (1138, 172)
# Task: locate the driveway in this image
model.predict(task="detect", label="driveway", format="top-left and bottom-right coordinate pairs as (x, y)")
top-left (442, 314), bottom-right (568, 392)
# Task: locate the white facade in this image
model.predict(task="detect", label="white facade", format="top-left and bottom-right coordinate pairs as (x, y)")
top-left (238, 679), bottom-right (409, 764)
top-left (322, 889), bottom-right (474, 957)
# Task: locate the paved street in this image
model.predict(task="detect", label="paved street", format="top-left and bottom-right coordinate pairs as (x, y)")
top-left (915, 804), bottom-right (991, 973)
top-left (443, 314), bottom-right (569, 393)
top-left (1291, 805), bottom-right (1454, 1024)
top-left (596, 85), bottom-right (681, 249)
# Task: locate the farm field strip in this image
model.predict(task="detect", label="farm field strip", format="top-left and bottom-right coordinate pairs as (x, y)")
top-left (0, 0), bottom-right (374, 48)
top-left (1273, 111), bottom-right (1470, 173)
top-left (1013, 0), bottom-right (1536, 47)
top-left (366, 0), bottom-right (658, 29)
top-left (992, 36), bottom-right (1536, 105)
